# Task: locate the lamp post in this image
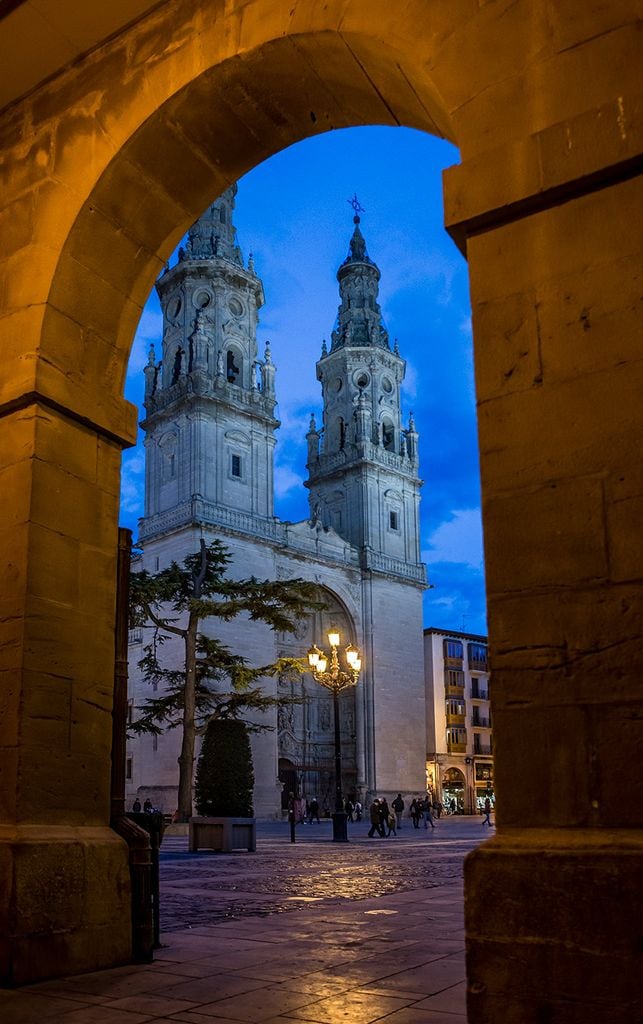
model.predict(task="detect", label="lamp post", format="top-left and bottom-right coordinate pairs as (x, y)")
top-left (307, 628), bottom-right (361, 843)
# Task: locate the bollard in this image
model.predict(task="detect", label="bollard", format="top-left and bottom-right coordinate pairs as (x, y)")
top-left (289, 809), bottom-right (296, 844)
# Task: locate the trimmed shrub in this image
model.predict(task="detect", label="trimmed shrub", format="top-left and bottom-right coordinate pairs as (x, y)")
top-left (195, 719), bottom-right (254, 817)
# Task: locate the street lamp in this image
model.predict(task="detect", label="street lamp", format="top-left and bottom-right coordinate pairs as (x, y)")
top-left (307, 628), bottom-right (361, 842)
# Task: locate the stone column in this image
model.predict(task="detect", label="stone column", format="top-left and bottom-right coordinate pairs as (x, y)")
top-left (444, 95), bottom-right (643, 1022)
top-left (0, 398), bottom-right (135, 984)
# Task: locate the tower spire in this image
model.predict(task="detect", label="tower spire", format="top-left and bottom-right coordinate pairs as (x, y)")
top-left (330, 200), bottom-right (388, 351)
top-left (182, 183), bottom-right (244, 265)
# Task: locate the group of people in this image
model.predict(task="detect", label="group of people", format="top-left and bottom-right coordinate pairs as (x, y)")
top-left (132, 797), bottom-right (155, 813)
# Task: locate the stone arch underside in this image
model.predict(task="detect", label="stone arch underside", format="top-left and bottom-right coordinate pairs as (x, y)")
top-left (1, 1), bottom-right (641, 1019)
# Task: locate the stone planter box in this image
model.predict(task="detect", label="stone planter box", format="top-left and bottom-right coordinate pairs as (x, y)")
top-left (189, 817), bottom-right (256, 853)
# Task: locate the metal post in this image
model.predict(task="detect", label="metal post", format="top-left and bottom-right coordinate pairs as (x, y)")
top-left (331, 687), bottom-right (348, 842)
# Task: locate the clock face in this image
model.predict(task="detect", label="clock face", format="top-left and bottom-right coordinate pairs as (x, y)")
top-left (228, 297), bottom-right (244, 317)
top-left (382, 376), bottom-right (393, 394)
top-left (167, 296), bottom-right (182, 320)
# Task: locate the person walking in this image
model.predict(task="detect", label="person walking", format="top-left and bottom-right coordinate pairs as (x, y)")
top-left (308, 796), bottom-right (320, 823)
top-left (132, 798), bottom-right (141, 812)
top-left (410, 797), bottom-right (421, 828)
top-left (345, 797), bottom-right (354, 822)
top-left (354, 799), bottom-right (362, 822)
top-left (482, 796), bottom-right (493, 826)
top-left (368, 798), bottom-right (383, 838)
top-left (423, 794), bottom-right (436, 829)
top-left (379, 797), bottom-right (390, 837)
top-left (143, 798), bottom-right (153, 813)
top-left (387, 804), bottom-right (397, 836)
top-left (392, 793), bottom-right (405, 829)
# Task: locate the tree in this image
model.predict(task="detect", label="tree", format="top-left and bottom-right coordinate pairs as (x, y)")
top-left (195, 719), bottom-right (254, 817)
top-left (128, 538), bottom-right (321, 821)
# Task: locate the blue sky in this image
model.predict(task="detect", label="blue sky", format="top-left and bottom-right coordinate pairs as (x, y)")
top-left (121, 126), bottom-right (487, 636)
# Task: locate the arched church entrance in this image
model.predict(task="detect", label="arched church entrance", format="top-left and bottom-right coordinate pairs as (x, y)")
top-left (1, 2), bottom-right (639, 1019)
top-left (277, 589), bottom-right (359, 817)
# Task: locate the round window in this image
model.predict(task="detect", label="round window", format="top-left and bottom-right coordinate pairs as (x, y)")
top-left (228, 297), bottom-right (244, 317)
top-left (194, 289), bottom-right (211, 309)
top-left (382, 376), bottom-right (393, 394)
top-left (167, 296), bottom-right (182, 319)
top-left (354, 370), bottom-right (370, 389)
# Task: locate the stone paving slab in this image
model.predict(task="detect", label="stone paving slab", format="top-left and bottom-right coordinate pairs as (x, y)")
top-left (1, 816), bottom-right (490, 1023)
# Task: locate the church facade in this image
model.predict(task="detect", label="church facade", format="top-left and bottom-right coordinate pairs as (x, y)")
top-left (126, 186), bottom-right (427, 818)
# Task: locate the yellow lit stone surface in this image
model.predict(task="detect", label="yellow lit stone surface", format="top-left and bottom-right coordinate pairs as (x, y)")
top-left (0, 0), bottom-right (641, 1016)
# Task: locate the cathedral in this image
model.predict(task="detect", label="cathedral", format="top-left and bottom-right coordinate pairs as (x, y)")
top-left (126, 185), bottom-right (428, 818)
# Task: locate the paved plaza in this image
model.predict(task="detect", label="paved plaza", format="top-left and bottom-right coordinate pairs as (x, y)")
top-left (1, 816), bottom-right (491, 1023)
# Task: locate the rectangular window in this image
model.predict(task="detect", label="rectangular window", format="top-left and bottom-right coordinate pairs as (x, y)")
top-left (231, 454), bottom-right (242, 478)
top-left (152, 734), bottom-right (158, 753)
top-left (389, 510), bottom-right (399, 531)
top-left (126, 757), bottom-right (132, 780)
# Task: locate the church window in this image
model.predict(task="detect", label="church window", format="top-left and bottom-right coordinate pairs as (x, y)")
top-left (382, 418), bottom-right (395, 451)
top-left (126, 758), bottom-right (132, 781)
top-left (227, 349), bottom-right (241, 383)
top-left (152, 734), bottom-right (158, 752)
top-left (231, 454), bottom-right (242, 478)
top-left (389, 510), bottom-right (399, 531)
top-left (338, 417), bottom-right (346, 450)
top-left (355, 370), bottom-right (370, 389)
top-left (171, 347), bottom-right (184, 384)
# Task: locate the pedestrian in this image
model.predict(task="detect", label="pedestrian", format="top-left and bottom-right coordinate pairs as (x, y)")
top-left (436, 800), bottom-right (443, 819)
top-left (354, 799), bottom-right (362, 822)
top-left (482, 796), bottom-right (492, 826)
top-left (368, 798), bottom-right (383, 837)
top-left (449, 797), bottom-right (456, 815)
top-left (387, 805), bottom-right (397, 836)
top-left (132, 798), bottom-right (141, 812)
top-left (392, 792), bottom-right (405, 829)
top-left (410, 797), bottom-right (421, 828)
top-left (143, 798), bottom-right (153, 813)
top-left (379, 797), bottom-right (390, 837)
top-left (345, 797), bottom-right (354, 822)
top-left (308, 796), bottom-right (320, 823)
top-left (423, 794), bottom-right (436, 829)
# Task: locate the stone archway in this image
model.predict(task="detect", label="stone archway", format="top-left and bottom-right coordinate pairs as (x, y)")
top-left (1, 1), bottom-right (641, 1018)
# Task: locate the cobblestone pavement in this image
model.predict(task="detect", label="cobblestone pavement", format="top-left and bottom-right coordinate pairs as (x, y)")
top-left (160, 817), bottom-right (484, 932)
top-left (2, 817), bottom-right (490, 1023)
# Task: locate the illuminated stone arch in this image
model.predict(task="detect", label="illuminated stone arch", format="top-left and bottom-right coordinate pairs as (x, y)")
top-left (0, 1), bottom-right (640, 1017)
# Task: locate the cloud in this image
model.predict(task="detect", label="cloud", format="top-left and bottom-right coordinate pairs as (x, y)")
top-left (423, 508), bottom-right (483, 569)
top-left (120, 449), bottom-right (145, 518)
top-left (274, 464), bottom-right (305, 500)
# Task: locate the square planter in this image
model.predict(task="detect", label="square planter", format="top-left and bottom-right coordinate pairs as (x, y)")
top-left (189, 816), bottom-right (256, 853)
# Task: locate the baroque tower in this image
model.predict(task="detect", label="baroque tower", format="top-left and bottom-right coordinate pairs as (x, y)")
top-left (140, 184), bottom-right (277, 542)
top-left (305, 210), bottom-right (422, 574)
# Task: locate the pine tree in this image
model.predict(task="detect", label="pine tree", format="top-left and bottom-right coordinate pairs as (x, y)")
top-left (128, 538), bottom-right (321, 821)
top-left (195, 719), bottom-right (254, 817)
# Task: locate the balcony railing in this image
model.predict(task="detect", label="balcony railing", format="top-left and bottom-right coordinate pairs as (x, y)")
top-left (469, 657), bottom-right (488, 671)
top-left (445, 682), bottom-right (466, 697)
top-left (470, 688), bottom-right (488, 701)
top-left (474, 743), bottom-right (493, 755)
top-left (471, 716), bottom-right (491, 728)
top-left (444, 656), bottom-right (463, 669)
top-left (446, 712), bottom-right (466, 726)
top-left (447, 741), bottom-right (467, 754)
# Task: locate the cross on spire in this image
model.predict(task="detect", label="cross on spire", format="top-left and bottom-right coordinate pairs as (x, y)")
top-left (347, 193), bottom-right (366, 222)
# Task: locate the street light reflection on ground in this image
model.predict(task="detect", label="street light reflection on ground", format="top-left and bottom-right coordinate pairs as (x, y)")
top-left (307, 628), bottom-right (361, 842)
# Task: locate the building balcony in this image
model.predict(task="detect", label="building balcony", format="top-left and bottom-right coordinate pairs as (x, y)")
top-left (469, 657), bottom-right (488, 671)
top-left (470, 688), bottom-right (488, 701)
top-left (474, 743), bottom-right (493, 755)
top-left (445, 683), bottom-right (466, 697)
top-left (447, 741), bottom-right (467, 754)
top-left (446, 712), bottom-right (466, 726)
top-left (444, 656), bottom-right (463, 670)
top-left (471, 716), bottom-right (491, 728)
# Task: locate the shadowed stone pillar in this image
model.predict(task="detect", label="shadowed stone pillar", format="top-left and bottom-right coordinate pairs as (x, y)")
top-left (445, 93), bottom-right (643, 1023)
top-left (0, 398), bottom-right (136, 984)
